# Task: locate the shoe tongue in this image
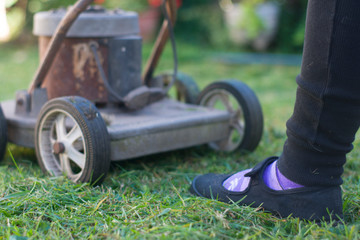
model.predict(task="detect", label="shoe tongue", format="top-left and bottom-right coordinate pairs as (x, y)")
top-left (245, 157), bottom-right (276, 177)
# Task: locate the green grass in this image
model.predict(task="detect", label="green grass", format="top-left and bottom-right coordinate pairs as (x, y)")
top-left (0, 42), bottom-right (359, 239)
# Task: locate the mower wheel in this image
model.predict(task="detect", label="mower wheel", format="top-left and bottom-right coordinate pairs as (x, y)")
top-left (0, 106), bottom-right (7, 161)
top-left (151, 72), bottom-right (200, 104)
top-left (172, 72), bottom-right (200, 104)
top-left (198, 80), bottom-right (263, 152)
top-left (35, 97), bottom-right (110, 185)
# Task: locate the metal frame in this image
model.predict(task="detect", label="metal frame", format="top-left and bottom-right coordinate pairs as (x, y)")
top-left (1, 0), bottom-right (242, 168)
top-left (2, 98), bottom-right (232, 161)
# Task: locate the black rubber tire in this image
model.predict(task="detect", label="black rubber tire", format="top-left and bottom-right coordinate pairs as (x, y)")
top-left (150, 72), bottom-right (200, 104)
top-left (173, 72), bottom-right (200, 104)
top-left (0, 106), bottom-right (7, 161)
top-left (35, 96), bottom-right (110, 185)
top-left (198, 80), bottom-right (263, 152)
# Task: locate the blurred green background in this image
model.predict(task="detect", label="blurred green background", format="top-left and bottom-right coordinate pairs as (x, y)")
top-left (2, 0), bottom-right (307, 53)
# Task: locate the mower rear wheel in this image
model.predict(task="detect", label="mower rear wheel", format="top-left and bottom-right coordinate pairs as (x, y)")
top-left (35, 97), bottom-right (110, 184)
top-left (0, 106), bottom-right (7, 161)
top-left (198, 80), bottom-right (263, 152)
top-left (151, 72), bottom-right (200, 104)
top-left (172, 72), bottom-right (200, 104)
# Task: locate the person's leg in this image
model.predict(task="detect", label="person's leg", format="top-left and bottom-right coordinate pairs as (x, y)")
top-left (190, 0), bottom-right (360, 221)
top-left (278, 0), bottom-right (360, 187)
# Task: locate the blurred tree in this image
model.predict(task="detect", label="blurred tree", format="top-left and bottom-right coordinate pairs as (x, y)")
top-left (220, 0), bottom-right (281, 51)
top-left (3, 0), bottom-right (165, 42)
top-left (0, 0), bottom-right (10, 41)
top-left (274, 0), bottom-right (307, 53)
top-left (2, 0), bottom-right (307, 53)
top-left (174, 0), bottom-right (230, 48)
top-left (3, 0), bottom-right (74, 41)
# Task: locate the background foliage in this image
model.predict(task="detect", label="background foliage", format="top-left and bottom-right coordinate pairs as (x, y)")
top-left (4, 0), bottom-right (307, 53)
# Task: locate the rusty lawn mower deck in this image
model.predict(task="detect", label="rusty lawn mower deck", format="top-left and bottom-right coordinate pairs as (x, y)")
top-left (0, 0), bottom-right (263, 184)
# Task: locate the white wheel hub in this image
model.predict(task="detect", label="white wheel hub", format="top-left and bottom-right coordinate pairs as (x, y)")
top-left (38, 109), bottom-right (86, 181)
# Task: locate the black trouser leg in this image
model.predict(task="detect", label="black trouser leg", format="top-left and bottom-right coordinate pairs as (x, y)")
top-left (277, 0), bottom-right (360, 187)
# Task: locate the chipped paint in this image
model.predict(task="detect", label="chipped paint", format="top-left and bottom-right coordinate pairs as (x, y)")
top-left (39, 37), bottom-right (109, 102)
top-left (72, 43), bottom-right (102, 81)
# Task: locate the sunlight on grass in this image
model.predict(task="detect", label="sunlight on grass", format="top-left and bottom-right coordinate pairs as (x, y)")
top-left (0, 42), bottom-right (359, 239)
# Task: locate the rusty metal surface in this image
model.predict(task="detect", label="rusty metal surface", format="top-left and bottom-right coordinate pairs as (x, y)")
top-left (39, 37), bottom-right (109, 102)
top-left (29, 0), bottom-right (94, 93)
top-left (2, 98), bottom-right (230, 160)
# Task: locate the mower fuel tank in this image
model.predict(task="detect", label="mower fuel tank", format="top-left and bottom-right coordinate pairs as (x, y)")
top-left (108, 36), bottom-right (142, 98)
top-left (33, 6), bottom-right (142, 104)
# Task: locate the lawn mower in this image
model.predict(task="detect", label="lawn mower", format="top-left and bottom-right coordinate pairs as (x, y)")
top-left (0, 0), bottom-right (263, 184)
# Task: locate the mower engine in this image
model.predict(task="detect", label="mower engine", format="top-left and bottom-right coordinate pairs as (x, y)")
top-left (33, 6), bottom-right (143, 104)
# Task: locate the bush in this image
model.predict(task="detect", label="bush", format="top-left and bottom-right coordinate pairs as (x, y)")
top-left (274, 0), bottom-right (307, 53)
top-left (175, 1), bottom-right (230, 49)
top-left (175, 0), bottom-right (308, 53)
top-left (3, 0), bottom-right (307, 53)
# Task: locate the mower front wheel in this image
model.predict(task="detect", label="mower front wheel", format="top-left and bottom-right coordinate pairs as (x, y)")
top-left (0, 106), bottom-right (7, 161)
top-left (198, 80), bottom-right (263, 153)
top-left (35, 97), bottom-right (110, 184)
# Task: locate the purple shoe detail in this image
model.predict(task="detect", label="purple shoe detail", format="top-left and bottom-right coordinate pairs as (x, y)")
top-left (263, 161), bottom-right (283, 190)
top-left (222, 169), bottom-right (252, 192)
top-left (223, 160), bottom-right (303, 192)
top-left (276, 164), bottom-right (304, 189)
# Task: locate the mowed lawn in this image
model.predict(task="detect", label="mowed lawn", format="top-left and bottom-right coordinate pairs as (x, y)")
top-left (0, 42), bottom-right (359, 239)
